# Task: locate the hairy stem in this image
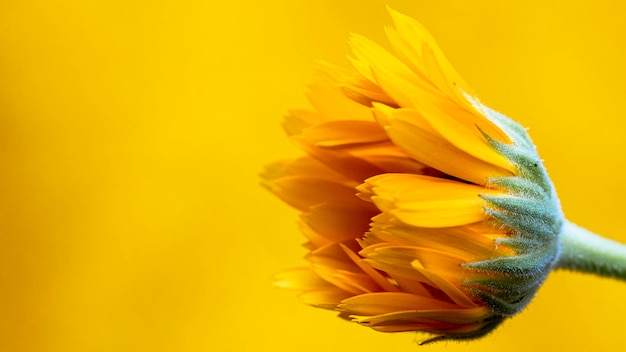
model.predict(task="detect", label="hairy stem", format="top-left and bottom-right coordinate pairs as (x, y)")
top-left (556, 221), bottom-right (626, 281)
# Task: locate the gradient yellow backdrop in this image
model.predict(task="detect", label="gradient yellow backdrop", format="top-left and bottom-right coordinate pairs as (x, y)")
top-left (1, 1), bottom-right (625, 351)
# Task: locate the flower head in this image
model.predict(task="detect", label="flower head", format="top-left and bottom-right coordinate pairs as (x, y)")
top-left (264, 9), bottom-right (563, 343)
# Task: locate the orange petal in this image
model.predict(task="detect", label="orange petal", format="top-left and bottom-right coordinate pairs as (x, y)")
top-left (411, 259), bottom-right (476, 308)
top-left (339, 292), bottom-right (460, 316)
top-left (359, 244), bottom-right (476, 308)
top-left (361, 245), bottom-right (466, 282)
top-left (413, 100), bottom-right (515, 173)
top-left (271, 175), bottom-right (360, 211)
top-left (340, 243), bottom-right (400, 292)
top-left (332, 270), bottom-right (380, 293)
top-left (386, 274), bottom-right (433, 296)
top-left (297, 120), bottom-right (388, 149)
top-left (385, 9), bottom-right (512, 143)
top-left (353, 306), bottom-right (491, 325)
top-left (308, 242), bottom-right (371, 295)
top-left (374, 106), bottom-right (512, 185)
top-left (367, 214), bottom-right (512, 260)
top-left (262, 156), bottom-right (351, 185)
top-left (347, 141), bottom-right (428, 175)
top-left (302, 202), bottom-right (375, 244)
top-left (274, 268), bottom-right (330, 290)
top-left (299, 288), bottom-right (352, 309)
top-left (358, 174), bottom-right (503, 228)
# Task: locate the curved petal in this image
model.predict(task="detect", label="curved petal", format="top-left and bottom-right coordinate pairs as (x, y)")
top-left (299, 288), bottom-right (353, 309)
top-left (274, 268), bottom-right (330, 290)
top-left (340, 243), bottom-right (401, 292)
top-left (412, 101), bottom-right (515, 174)
top-left (306, 62), bottom-right (374, 122)
top-left (374, 105), bottom-right (513, 185)
top-left (358, 173), bottom-right (504, 228)
top-left (385, 10), bottom-right (511, 143)
top-left (302, 202), bottom-right (376, 245)
top-left (293, 119), bottom-right (430, 181)
top-left (359, 244), bottom-right (477, 308)
top-left (274, 268), bottom-right (352, 309)
top-left (271, 175), bottom-right (361, 211)
top-left (364, 213), bottom-right (514, 260)
top-left (353, 306), bottom-right (491, 325)
top-left (296, 120), bottom-right (389, 149)
top-left (339, 292), bottom-right (460, 315)
top-left (386, 9), bottom-right (470, 100)
top-left (307, 243), bottom-right (366, 295)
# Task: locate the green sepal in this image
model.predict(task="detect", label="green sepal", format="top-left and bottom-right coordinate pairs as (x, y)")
top-left (481, 105), bottom-right (535, 150)
top-left (461, 103), bottom-right (564, 319)
top-left (466, 286), bottom-right (536, 317)
top-left (419, 315), bottom-right (506, 345)
top-left (484, 207), bottom-right (557, 242)
top-left (480, 194), bottom-right (554, 224)
top-left (488, 176), bottom-right (545, 199)
top-left (464, 274), bottom-right (543, 294)
top-left (494, 236), bottom-right (544, 251)
top-left (481, 134), bottom-right (551, 193)
top-left (464, 248), bottom-right (556, 278)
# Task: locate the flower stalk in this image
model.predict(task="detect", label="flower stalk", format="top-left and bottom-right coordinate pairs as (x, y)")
top-left (557, 221), bottom-right (626, 281)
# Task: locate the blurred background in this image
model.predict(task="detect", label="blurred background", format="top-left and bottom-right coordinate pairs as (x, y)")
top-left (1, 0), bottom-right (625, 351)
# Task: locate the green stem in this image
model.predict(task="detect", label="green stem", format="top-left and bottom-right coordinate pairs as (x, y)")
top-left (556, 221), bottom-right (626, 281)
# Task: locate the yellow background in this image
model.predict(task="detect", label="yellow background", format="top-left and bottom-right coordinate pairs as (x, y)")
top-left (1, 0), bottom-right (625, 351)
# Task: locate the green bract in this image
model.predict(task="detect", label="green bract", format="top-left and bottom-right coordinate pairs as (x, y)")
top-left (465, 100), bottom-right (563, 318)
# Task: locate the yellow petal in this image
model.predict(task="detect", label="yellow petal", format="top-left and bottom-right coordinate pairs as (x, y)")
top-left (299, 288), bottom-right (352, 309)
top-left (339, 292), bottom-right (460, 316)
top-left (361, 323), bottom-right (443, 333)
top-left (412, 98), bottom-right (515, 173)
top-left (348, 33), bottom-right (444, 113)
top-left (319, 60), bottom-right (396, 107)
top-left (297, 120), bottom-right (388, 149)
top-left (386, 9), bottom-right (472, 110)
top-left (410, 261), bottom-right (476, 308)
top-left (383, 9), bottom-right (512, 143)
top-left (332, 270), bottom-right (380, 293)
top-left (283, 108), bottom-right (323, 136)
top-left (369, 58), bottom-right (446, 111)
top-left (348, 33), bottom-right (410, 84)
top-left (385, 274), bottom-right (432, 296)
top-left (358, 243), bottom-right (472, 307)
top-left (292, 121), bottom-right (401, 182)
top-left (299, 221), bottom-right (334, 250)
top-left (302, 202), bottom-right (375, 244)
top-left (308, 242), bottom-right (382, 295)
top-left (340, 83), bottom-right (397, 108)
top-left (358, 174), bottom-right (503, 227)
top-left (367, 213), bottom-right (513, 260)
top-left (374, 106), bottom-right (512, 185)
top-left (360, 244), bottom-right (469, 287)
top-left (354, 306), bottom-right (491, 325)
top-left (262, 156), bottom-right (351, 184)
top-left (340, 243), bottom-right (401, 292)
top-left (346, 141), bottom-right (428, 175)
top-left (272, 175), bottom-right (361, 211)
top-left (348, 33), bottom-right (448, 110)
top-left (306, 62), bottom-right (374, 121)
top-left (274, 268), bottom-right (329, 290)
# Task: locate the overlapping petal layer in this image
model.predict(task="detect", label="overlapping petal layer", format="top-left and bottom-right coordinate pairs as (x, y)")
top-left (264, 8), bottom-right (560, 342)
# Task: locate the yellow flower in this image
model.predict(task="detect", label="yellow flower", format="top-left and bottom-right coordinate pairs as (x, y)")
top-left (264, 9), bottom-right (562, 343)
